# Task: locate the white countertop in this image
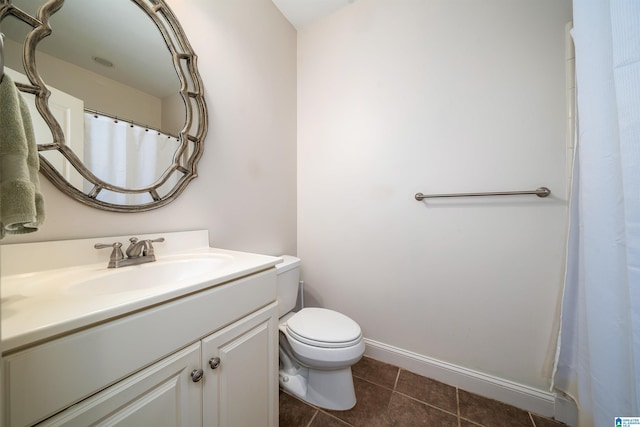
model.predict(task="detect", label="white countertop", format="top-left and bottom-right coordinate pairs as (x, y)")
top-left (1, 231), bottom-right (281, 353)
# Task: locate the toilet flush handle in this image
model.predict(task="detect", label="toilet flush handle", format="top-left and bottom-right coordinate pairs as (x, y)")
top-left (209, 357), bottom-right (221, 369)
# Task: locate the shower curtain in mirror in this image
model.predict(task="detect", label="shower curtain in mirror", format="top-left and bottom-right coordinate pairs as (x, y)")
top-left (83, 113), bottom-right (179, 205)
top-left (552, 1), bottom-right (640, 426)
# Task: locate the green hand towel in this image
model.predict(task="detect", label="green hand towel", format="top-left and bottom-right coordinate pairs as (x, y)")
top-left (0, 74), bottom-right (45, 238)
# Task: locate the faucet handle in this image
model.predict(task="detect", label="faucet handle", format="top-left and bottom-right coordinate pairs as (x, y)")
top-left (94, 242), bottom-right (124, 266)
top-left (127, 237), bottom-right (164, 245)
top-left (145, 237), bottom-right (165, 256)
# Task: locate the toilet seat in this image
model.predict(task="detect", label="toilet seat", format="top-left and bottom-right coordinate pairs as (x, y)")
top-left (286, 308), bottom-right (362, 349)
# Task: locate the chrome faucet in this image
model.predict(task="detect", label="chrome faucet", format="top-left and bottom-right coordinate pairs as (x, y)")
top-left (126, 237), bottom-right (159, 258)
top-left (95, 237), bottom-right (165, 268)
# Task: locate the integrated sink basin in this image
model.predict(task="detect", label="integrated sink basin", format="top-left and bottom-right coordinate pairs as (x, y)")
top-left (68, 255), bottom-right (232, 295)
top-left (15, 253), bottom-right (234, 297)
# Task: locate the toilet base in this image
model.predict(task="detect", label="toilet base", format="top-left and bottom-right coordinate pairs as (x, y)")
top-left (279, 366), bottom-right (357, 411)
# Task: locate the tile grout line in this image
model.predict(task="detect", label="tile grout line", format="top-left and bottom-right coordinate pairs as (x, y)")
top-left (392, 389), bottom-right (460, 419)
top-left (306, 409), bottom-right (319, 427)
top-left (352, 373), bottom-right (396, 392)
top-left (456, 388), bottom-right (488, 427)
top-left (392, 367), bottom-right (466, 421)
top-left (393, 368), bottom-right (401, 390)
top-left (316, 409), bottom-right (354, 427)
top-left (457, 387), bottom-right (461, 427)
top-left (385, 367), bottom-right (403, 413)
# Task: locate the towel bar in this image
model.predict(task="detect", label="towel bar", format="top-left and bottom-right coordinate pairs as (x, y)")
top-left (415, 187), bottom-right (551, 201)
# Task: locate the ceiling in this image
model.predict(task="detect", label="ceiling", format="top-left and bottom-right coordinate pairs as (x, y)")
top-left (271, 0), bottom-right (354, 29)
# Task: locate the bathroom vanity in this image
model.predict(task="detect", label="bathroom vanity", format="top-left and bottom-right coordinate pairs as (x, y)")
top-left (1, 231), bottom-right (280, 426)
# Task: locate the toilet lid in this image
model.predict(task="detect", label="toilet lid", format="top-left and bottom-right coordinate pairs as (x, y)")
top-left (286, 308), bottom-right (362, 348)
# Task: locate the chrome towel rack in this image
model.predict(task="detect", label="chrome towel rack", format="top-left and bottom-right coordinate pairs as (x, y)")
top-left (415, 187), bottom-right (551, 201)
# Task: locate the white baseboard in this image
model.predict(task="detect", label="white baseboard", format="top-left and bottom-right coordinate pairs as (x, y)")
top-left (363, 338), bottom-right (577, 426)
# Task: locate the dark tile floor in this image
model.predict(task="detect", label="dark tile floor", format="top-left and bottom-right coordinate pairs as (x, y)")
top-left (279, 356), bottom-right (567, 427)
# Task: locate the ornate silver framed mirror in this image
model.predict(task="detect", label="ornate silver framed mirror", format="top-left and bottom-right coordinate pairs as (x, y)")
top-left (0, 0), bottom-right (207, 212)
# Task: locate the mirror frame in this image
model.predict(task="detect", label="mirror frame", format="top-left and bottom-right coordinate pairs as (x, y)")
top-left (0, 0), bottom-right (208, 212)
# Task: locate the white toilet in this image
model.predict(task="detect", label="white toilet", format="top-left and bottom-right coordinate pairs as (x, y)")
top-left (276, 255), bottom-right (365, 410)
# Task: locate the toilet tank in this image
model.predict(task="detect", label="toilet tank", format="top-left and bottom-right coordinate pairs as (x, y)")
top-left (275, 255), bottom-right (301, 317)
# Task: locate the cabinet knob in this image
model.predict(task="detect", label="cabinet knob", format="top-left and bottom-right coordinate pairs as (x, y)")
top-left (191, 368), bottom-right (204, 382)
top-left (209, 357), bottom-right (221, 369)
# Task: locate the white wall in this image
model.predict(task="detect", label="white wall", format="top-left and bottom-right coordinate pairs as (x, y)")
top-left (298, 0), bottom-right (572, 392)
top-left (0, 0), bottom-right (298, 257)
top-left (2, 0), bottom-right (572, 400)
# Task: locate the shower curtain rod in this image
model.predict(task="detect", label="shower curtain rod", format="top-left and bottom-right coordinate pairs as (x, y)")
top-left (85, 108), bottom-right (179, 140)
top-left (414, 187), bottom-right (551, 200)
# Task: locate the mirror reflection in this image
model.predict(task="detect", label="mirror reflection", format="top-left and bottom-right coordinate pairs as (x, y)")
top-left (0, 0), bottom-right (207, 210)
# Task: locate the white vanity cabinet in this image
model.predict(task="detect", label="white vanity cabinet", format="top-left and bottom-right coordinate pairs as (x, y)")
top-left (2, 268), bottom-right (279, 427)
top-left (35, 342), bottom-right (203, 426)
top-left (202, 303), bottom-right (278, 427)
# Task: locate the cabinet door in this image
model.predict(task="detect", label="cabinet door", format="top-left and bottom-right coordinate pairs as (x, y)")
top-left (202, 303), bottom-right (278, 427)
top-left (38, 343), bottom-right (202, 427)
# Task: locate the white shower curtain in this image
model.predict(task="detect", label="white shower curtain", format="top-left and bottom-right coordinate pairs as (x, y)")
top-left (83, 113), bottom-right (180, 204)
top-left (553, 1), bottom-right (640, 426)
